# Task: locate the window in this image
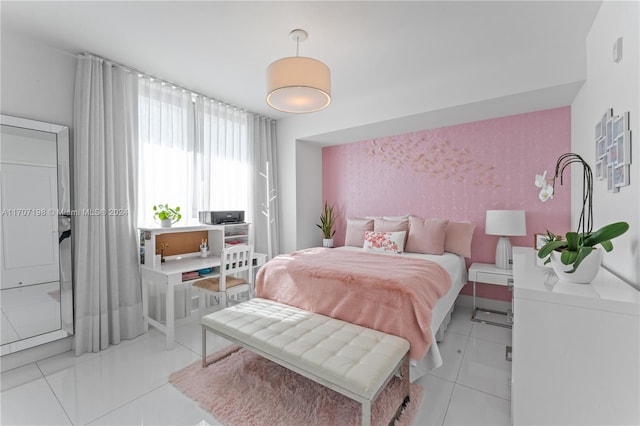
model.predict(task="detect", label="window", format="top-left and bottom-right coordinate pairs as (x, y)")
top-left (137, 77), bottom-right (249, 227)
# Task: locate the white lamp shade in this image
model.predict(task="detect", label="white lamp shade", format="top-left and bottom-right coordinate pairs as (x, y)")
top-left (266, 56), bottom-right (331, 113)
top-left (485, 210), bottom-right (526, 236)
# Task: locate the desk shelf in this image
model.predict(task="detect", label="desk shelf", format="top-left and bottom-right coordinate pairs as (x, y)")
top-left (138, 224), bottom-right (266, 350)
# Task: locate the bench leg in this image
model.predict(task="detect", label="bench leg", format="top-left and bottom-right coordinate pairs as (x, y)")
top-left (361, 400), bottom-right (372, 426)
top-left (402, 354), bottom-right (410, 402)
top-left (388, 354), bottom-right (412, 425)
top-left (202, 326), bottom-right (207, 368)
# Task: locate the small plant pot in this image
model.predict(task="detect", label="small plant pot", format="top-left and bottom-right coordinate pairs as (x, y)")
top-left (160, 218), bottom-right (173, 228)
top-left (322, 238), bottom-right (334, 248)
top-left (550, 248), bottom-right (602, 284)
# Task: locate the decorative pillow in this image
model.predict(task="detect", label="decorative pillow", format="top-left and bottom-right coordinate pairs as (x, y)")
top-left (405, 216), bottom-right (449, 255)
top-left (444, 221), bottom-right (476, 258)
top-left (344, 218), bottom-right (374, 247)
top-left (363, 231), bottom-right (406, 253)
top-left (373, 218), bottom-right (409, 233)
top-left (383, 214), bottom-right (409, 221)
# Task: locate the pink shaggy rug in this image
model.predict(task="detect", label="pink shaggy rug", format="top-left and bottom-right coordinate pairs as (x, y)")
top-left (170, 345), bottom-right (424, 426)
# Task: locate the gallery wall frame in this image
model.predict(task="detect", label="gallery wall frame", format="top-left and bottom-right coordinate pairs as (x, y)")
top-left (595, 109), bottom-right (631, 192)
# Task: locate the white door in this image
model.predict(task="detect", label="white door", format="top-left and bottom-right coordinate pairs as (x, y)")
top-left (0, 163), bottom-right (59, 289)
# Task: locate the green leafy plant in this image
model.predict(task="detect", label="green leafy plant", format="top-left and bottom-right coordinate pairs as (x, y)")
top-left (537, 222), bottom-right (629, 273)
top-left (316, 201), bottom-right (336, 239)
top-left (153, 204), bottom-right (182, 222)
top-left (535, 153), bottom-right (629, 274)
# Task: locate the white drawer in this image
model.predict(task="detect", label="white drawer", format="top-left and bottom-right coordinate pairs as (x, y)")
top-left (475, 271), bottom-right (511, 286)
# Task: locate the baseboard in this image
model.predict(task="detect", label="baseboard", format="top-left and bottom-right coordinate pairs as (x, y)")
top-left (1, 336), bottom-right (73, 373)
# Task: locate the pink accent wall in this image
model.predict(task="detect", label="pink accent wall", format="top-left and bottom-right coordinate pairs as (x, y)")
top-left (322, 107), bottom-right (572, 301)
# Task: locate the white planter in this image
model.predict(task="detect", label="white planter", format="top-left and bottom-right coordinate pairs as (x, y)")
top-left (550, 248), bottom-right (602, 284)
top-left (160, 218), bottom-right (173, 228)
top-left (322, 238), bottom-right (334, 248)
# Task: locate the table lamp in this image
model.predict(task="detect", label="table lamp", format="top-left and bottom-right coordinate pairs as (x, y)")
top-left (485, 210), bottom-right (526, 269)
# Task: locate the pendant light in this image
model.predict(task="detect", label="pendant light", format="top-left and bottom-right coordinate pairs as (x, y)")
top-left (266, 29), bottom-right (331, 114)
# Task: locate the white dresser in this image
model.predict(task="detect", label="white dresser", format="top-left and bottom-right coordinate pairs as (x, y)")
top-left (511, 247), bottom-right (639, 425)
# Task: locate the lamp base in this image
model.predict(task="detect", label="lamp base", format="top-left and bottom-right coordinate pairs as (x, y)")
top-left (495, 236), bottom-right (513, 269)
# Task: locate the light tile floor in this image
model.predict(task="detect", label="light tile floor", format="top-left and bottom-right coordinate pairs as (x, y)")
top-left (0, 305), bottom-right (512, 425)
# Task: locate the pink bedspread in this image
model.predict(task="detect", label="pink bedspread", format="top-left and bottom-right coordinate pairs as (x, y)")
top-left (256, 247), bottom-right (452, 359)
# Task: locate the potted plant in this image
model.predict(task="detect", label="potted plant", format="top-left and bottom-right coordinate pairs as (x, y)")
top-left (316, 201), bottom-right (336, 248)
top-left (537, 222), bottom-right (628, 283)
top-left (535, 153), bottom-right (629, 283)
top-left (153, 204), bottom-right (182, 228)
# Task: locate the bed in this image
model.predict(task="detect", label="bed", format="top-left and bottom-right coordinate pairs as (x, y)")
top-left (255, 244), bottom-right (468, 382)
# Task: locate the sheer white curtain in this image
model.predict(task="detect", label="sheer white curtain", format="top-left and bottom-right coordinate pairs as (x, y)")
top-left (138, 83), bottom-right (250, 226)
top-left (137, 74), bottom-right (278, 255)
top-left (138, 78), bottom-right (196, 226)
top-left (194, 98), bottom-right (249, 217)
top-left (73, 54), bottom-right (143, 355)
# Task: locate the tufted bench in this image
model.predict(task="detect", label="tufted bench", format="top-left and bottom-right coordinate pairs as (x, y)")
top-left (201, 297), bottom-right (410, 426)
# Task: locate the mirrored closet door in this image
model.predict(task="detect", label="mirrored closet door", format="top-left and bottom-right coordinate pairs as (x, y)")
top-left (0, 114), bottom-right (73, 355)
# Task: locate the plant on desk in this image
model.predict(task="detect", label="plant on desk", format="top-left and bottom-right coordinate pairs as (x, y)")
top-left (153, 203), bottom-right (182, 227)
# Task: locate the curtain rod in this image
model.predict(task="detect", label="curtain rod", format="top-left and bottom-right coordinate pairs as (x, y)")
top-left (81, 52), bottom-right (275, 122)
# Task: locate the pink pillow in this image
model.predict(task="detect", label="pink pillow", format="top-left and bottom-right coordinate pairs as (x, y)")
top-left (373, 218), bottom-right (409, 233)
top-left (405, 216), bottom-right (449, 255)
top-left (444, 221), bottom-right (476, 257)
top-left (363, 231), bottom-right (406, 253)
top-left (345, 218), bottom-right (374, 247)
top-left (374, 218), bottom-right (409, 245)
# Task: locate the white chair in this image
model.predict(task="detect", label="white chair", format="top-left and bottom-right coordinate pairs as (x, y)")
top-left (193, 244), bottom-right (253, 311)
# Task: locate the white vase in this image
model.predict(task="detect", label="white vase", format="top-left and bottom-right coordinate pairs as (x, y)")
top-left (322, 238), bottom-right (334, 248)
top-left (160, 218), bottom-right (173, 228)
top-left (550, 248), bottom-right (602, 284)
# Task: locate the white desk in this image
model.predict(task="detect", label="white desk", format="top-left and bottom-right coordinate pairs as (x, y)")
top-left (141, 253), bottom-right (266, 349)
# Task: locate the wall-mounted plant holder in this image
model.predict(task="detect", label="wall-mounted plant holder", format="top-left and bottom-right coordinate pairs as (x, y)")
top-left (595, 109), bottom-right (631, 192)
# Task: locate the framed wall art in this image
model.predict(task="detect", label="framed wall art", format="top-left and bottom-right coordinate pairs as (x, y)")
top-left (596, 109), bottom-right (631, 192)
top-left (534, 233), bottom-right (547, 250)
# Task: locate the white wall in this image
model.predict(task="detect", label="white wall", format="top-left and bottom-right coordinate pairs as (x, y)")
top-left (296, 141), bottom-right (323, 249)
top-left (274, 120), bottom-right (299, 253)
top-left (571, 1), bottom-right (639, 286)
top-left (1, 30), bottom-right (76, 127)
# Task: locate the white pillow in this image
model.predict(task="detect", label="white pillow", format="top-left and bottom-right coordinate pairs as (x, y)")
top-left (363, 231), bottom-right (406, 254)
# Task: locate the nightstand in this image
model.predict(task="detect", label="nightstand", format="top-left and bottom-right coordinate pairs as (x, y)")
top-left (468, 262), bottom-right (513, 328)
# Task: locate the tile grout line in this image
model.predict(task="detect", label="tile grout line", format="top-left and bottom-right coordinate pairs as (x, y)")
top-left (82, 383), bottom-right (169, 426)
top-left (439, 323), bottom-right (471, 426)
top-left (453, 382), bottom-right (512, 402)
top-left (34, 331), bottom-right (184, 425)
top-left (38, 362), bottom-right (74, 425)
top-left (456, 324), bottom-right (513, 401)
top-left (452, 329), bottom-right (472, 384)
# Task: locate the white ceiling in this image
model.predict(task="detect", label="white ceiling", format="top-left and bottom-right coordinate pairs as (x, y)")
top-left (1, 1), bottom-right (601, 143)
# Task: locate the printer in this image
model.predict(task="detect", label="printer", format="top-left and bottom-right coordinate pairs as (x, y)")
top-left (199, 210), bottom-right (245, 225)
